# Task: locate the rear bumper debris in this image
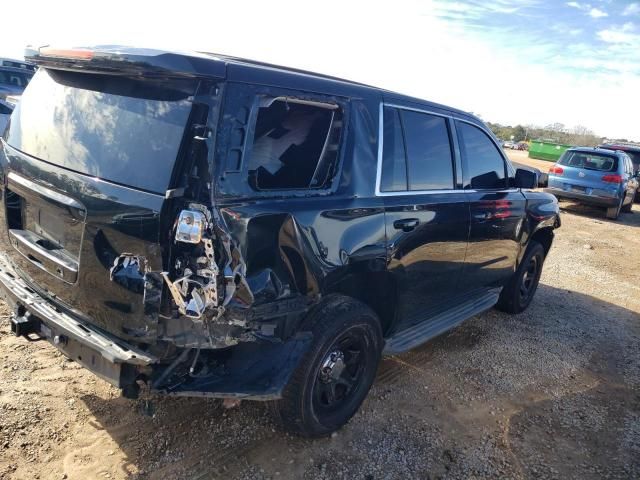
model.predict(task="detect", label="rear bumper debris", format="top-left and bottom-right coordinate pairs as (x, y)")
top-left (0, 252), bottom-right (310, 400)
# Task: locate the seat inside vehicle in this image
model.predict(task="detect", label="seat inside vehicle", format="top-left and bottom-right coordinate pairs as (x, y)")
top-left (247, 99), bottom-right (342, 190)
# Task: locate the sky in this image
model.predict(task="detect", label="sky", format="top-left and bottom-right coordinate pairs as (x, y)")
top-left (1, 0), bottom-right (639, 140)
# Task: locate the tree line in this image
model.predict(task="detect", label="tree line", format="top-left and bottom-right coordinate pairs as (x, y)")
top-left (485, 122), bottom-right (635, 147)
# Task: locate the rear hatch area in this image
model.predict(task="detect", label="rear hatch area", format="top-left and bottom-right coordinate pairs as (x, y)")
top-left (0, 65), bottom-right (200, 343)
top-left (549, 150), bottom-right (621, 198)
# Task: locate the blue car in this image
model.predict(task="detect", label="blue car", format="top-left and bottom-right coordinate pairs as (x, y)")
top-left (546, 147), bottom-right (639, 220)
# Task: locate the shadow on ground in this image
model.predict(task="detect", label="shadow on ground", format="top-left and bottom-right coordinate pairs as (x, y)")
top-left (78, 284), bottom-right (640, 479)
top-left (557, 200), bottom-right (640, 226)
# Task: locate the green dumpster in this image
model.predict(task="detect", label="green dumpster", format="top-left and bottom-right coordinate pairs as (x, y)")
top-left (528, 141), bottom-right (572, 162)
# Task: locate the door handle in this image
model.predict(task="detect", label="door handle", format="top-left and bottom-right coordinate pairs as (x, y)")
top-left (393, 218), bottom-right (420, 232)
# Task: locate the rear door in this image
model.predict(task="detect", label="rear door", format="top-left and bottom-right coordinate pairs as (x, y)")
top-left (379, 105), bottom-right (469, 331)
top-left (455, 120), bottom-right (526, 291)
top-left (0, 68), bottom-right (202, 342)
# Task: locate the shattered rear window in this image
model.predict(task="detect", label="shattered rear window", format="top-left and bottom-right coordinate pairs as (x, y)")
top-left (246, 98), bottom-right (343, 191)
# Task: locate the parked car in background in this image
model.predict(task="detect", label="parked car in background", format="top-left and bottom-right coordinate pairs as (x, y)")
top-left (599, 143), bottom-right (640, 202)
top-left (503, 140), bottom-right (516, 149)
top-left (546, 147), bottom-right (638, 219)
top-left (0, 58), bottom-right (35, 100)
top-left (0, 45), bottom-right (560, 437)
top-left (0, 99), bottom-right (12, 134)
top-left (515, 142), bottom-right (528, 151)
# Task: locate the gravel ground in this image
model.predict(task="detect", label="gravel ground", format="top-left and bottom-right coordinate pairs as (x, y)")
top-left (1, 197), bottom-right (639, 480)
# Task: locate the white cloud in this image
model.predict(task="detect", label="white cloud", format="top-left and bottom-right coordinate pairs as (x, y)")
top-left (566, 1), bottom-right (583, 8)
top-left (589, 7), bottom-right (608, 18)
top-left (623, 3), bottom-right (640, 16)
top-left (0, 0), bottom-right (637, 140)
top-left (597, 23), bottom-right (639, 45)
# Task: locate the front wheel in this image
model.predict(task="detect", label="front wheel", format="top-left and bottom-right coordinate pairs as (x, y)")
top-left (269, 295), bottom-right (382, 437)
top-left (496, 241), bottom-right (545, 314)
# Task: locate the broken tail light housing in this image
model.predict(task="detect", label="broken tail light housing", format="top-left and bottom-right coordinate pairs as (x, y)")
top-left (601, 174), bottom-right (622, 184)
top-left (548, 166), bottom-right (564, 175)
top-left (175, 210), bottom-right (206, 244)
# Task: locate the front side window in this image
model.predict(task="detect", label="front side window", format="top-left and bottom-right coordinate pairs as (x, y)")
top-left (457, 122), bottom-right (506, 189)
top-left (245, 98), bottom-right (343, 191)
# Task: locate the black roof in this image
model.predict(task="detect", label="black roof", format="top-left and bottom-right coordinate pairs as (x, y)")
top-left (27, 46), bottom-right (479, 123)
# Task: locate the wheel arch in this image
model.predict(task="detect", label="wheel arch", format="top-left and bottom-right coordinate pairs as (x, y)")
top-left (323, 269), bottom-right (397, 336)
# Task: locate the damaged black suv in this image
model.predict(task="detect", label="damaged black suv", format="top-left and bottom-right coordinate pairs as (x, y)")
top-left (0, 46), bottom-right (559, 437)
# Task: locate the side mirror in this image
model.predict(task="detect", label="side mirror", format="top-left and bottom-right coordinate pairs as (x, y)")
top-left (514, 168), bottom-right (538, 189)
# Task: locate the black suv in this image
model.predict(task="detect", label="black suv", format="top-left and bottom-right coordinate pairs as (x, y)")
top-left (0, 47), bottom-right (559, 436)
top-left (0, 58), bottom-right (35, 100)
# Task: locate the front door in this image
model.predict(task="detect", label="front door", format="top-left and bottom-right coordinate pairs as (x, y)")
top-left (454, 120), bottom-right (526, 291)
top-left (379, 106), bottom-right (469, 331)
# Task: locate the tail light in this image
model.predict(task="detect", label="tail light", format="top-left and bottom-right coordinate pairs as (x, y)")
top-left (601, 174), bottom-right (623, 184)
top-left (549, 165), bottom-right (564, 175)
top-left (38, 47), bottom-right (94, 60)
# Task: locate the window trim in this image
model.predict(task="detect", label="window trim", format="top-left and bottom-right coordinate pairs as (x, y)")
top-left (221, 90), bottom-right (348, 199)
top-left (375, 102), bottom-right (515, 196)
top-left (376, 103), bottom-right (459, 196)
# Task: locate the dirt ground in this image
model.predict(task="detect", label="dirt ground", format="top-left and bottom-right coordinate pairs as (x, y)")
top-left (505, 149), bottom-right (555, 172)
top-left (1, 155), bottom-right (639, 479)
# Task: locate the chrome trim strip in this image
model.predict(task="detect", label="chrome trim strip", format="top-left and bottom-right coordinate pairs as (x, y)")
top-left (374, 102), bottom-right (385, 196)
top-left (377, 189), bottom-right (463, 197)
top-left (383, 102), bottom-right (456, 120)
top-left (8, 171), bottom-right (84, 210)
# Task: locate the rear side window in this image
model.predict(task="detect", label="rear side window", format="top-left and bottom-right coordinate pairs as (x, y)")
top-left (457, 122), bottom-right (506, 189)
top-left (401, 110), bottom-right (454, 190)
top-left (558, 152), bottom-right (617, 172)
top-left (380, 107), bottom-right (454, 192)
top-left (246, 98), bottom-right (343, 191)
top-left (380, 107), bottom-right (407, 192)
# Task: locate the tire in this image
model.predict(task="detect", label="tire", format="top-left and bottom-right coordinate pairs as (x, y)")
top-left (496, 241), bottom-right (545, 314)
top-left (621, 198), bottom-right (633, 213)
top-left (269, 295), bottom-right (382, 437)
top-left (635, 191), bottom-right (640, 204)
top-left (606, 200), bottom-right (622, 220)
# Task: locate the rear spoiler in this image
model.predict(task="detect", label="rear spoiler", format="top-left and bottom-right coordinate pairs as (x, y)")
top-left (26, 46), bottom-right (226, 79)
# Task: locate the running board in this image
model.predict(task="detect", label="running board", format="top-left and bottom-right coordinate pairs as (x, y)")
top-left (382, 289), bottom-right (500, 355)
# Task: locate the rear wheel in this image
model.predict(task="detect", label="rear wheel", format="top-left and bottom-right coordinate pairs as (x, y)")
top-left (269, 295), bottom-right (382, 437)
top-left (621, 197), bottom-right (633, 213)
top-left (496, 241), bottom-right (545, 314)
top-left (606, 199), bottom-right (622, 220)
